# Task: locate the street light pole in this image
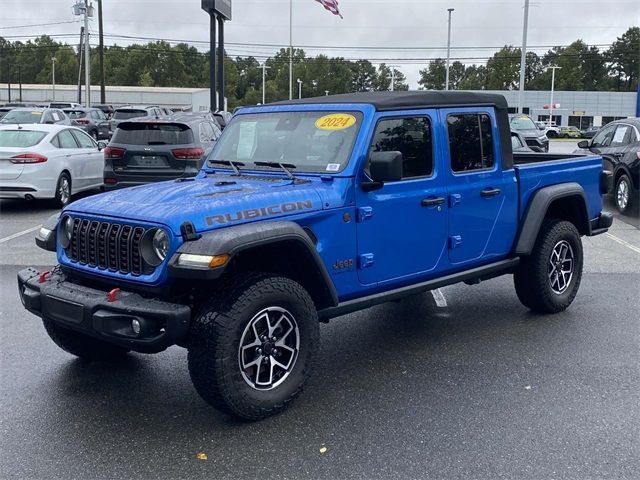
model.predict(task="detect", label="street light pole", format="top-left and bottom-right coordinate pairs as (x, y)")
top-left (445, 8), bottom-right (454, 91)
top-left (261, 62), bottom-right (271, 104)
top-left (289, 0), bottom-right (293, 100)
top-left (297, 78), bottom-right (302, 99)
top-left (84, 0), bottom-right (91, 107)
top-left (517, 0), bottom-right (530, 114)
top-left (51, 57), bottom-right (57, 101)
top-left (547, 66), bottom-right (561, 126)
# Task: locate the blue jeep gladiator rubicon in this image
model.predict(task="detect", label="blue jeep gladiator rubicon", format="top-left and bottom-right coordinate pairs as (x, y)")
top-left (19, 92), bottom-right (613, 420)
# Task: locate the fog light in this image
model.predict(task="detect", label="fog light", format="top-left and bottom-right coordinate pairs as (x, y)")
top-left (131, 318), bottom-right (141, 335)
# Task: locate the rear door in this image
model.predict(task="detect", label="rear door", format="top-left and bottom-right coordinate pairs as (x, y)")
top-left (441, 108), bottom-right (518, 266)
top-left (355, 111), bottom-right (449, 286)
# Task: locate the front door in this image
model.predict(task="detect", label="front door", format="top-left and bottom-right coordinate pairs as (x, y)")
top-left (355, 111), bottom-right (448, 286)
top-left (440, 108), bottom-right (518, 266)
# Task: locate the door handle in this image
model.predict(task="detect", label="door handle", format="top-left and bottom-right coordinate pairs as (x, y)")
top-left (421, 197), bottom-right (445, 207)
top-left (480, 188), bottom-right (501, 197)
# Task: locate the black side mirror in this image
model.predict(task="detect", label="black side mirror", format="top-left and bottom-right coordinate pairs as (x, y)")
top-left (577, 140), bottom-right (589, 149)
top-left (362, 151), bottom-right (403, 192)
top-left (97, 141), bottom-right (107, 151)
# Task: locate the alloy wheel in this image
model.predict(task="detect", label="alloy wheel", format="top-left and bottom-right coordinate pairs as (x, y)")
top-left (548, 240), bottom-right (574, 295)
top-left (59, 177), bottom-right (70, 205)
top-left (616, 178), bottom-right (629, 211)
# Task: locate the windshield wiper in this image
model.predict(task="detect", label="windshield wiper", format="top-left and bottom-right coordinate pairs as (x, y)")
top-left (208, 159), bottom-right (245, 175)
top-left (254, 161), bottom-right (297, 180)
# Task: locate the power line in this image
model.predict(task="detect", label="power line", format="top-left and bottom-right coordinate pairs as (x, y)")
top-left (0, 21), bottom-right (78, 30)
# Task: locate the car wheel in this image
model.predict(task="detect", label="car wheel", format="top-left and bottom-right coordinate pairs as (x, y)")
top-left (547, 131), bottom-right (557, 138)
top-left (615, 174), bottom-right (634, 214)
top-left (187, 273), bottom-right (319, 420)
top-left (514, 220), bottom-right (583, 313)
top-left (54, 172), bottom-right (72, 208)
top-left (43, 317), bottom-right (129, 361)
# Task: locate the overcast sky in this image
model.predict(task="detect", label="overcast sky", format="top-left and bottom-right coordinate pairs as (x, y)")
top-left (2, 0), bottom-right (639, 87)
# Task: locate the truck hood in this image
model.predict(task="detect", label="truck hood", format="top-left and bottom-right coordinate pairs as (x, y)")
top-left (65, 173), bottom-right (325, 235)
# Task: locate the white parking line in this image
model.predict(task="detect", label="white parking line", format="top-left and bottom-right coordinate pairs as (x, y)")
top-left (605, 232), bottom-right (640, 255)
top-left (431, 288), bottom-right (448, 308)
top-left (0, 225), bottom-right (42, 244)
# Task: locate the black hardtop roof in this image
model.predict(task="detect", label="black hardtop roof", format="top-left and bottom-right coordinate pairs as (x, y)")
top-left (272, 90), bottom-right (508, 111)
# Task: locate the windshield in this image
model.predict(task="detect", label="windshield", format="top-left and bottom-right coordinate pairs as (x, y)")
top-left (0, 130), bottom-right (47, 147)
top-left (114, 109), bottom-right (147, 120)
top-left (510, 116), bottom-right (537, 131)
top-left (209, 111), bottom-right (362, 173)
top-left (1, 110), bottom-right (43, 124)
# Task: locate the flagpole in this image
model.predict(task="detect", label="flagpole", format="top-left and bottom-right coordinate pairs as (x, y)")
top-left (289, 0), bottom-right (293, 100)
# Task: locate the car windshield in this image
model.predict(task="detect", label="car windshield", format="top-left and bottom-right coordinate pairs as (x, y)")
top-left (510, 116), bottom-right (537, 131)
top-left (0, 110), bottom-right (43, 124)
top-left (113, 109), bottom-right (147, 120)
top-left (65, 110), bottom-right (87, 119)
top-left (0, 130), bottom-right (47, 147)
top-left (208, 111), bottom-right (363, 174)
top-left (112, 122), bottom-right (193, 145)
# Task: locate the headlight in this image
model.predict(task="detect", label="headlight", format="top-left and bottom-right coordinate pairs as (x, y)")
top-left (153, 229), bottom-right (169, 261)
top-left (58, 216), bottom-right (74, 249)
top-left (140, 228), bottom-right (170, 267)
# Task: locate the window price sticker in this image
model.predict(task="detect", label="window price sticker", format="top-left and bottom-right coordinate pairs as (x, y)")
top-left (315, 113), bottom-right (356, 131)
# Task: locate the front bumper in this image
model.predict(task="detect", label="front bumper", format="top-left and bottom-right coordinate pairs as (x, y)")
top-left (18, 267), bottom-right (191, 353)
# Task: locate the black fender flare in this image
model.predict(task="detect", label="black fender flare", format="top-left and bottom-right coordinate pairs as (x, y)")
top-left (168, 221), bottom-right (338, 307)
top-left (513, 183), bottom-right (590, 255)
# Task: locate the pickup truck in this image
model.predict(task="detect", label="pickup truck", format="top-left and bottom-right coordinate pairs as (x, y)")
top-left (19, 91), bottom-right (613, 420)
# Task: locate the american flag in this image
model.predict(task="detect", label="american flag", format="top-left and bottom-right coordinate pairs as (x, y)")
top-left (315, 0), bottom-right (343, 18)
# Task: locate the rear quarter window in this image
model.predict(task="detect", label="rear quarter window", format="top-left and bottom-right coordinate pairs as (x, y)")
top-left (112, 123), bottom-right (194, 145)
top-left (113, 110), bottom-right (147, 120)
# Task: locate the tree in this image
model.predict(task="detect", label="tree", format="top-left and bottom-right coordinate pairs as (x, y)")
top-left (607, 26), bottom-right (639, 91)
top-left (485, 46), bottom-right (521, 90)
top-left (350, 60), bottom-right (376, 92)
top-left (459, 64), bottom-right (487, 90)
top-left (418, 59), bottom-right (446, 90)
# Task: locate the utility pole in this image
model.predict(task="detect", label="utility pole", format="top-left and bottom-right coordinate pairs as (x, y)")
top-left (84, 0), bottom-right (91, 107)
top-left (388, 64), bottom-right (399, 91)
top-left (17, 64), bottom-right (22, 102)
top-left (517, 0), bottom-right (530, 114)
top-left (51, 57), bottom-right (57, 101)
top-left (97, 0), bottom-right (105, 104)
top-left (208, 11), bottom-right (217, 110)
top-left (547, 66), bottom-right (561, 126)
top-left (77, 26), bottom-right (84, 104)
top-left (445, 8), bottom-right (454, 91)
top-left (289, 0), bottom-right (293, 100)
top-left (261, 62), bottom-right (271, 104)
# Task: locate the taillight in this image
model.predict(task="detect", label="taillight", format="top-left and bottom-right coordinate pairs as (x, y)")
top-left (172, 147), bottom-right (204, 160)
top-left (104, 146), bottom-right (125, 159)
top-left (10, 153), bottom-right (48, 164)
top-left (75, 118), bottom-right (90, 125)
top-left (104, 177), bottom-right (118, 185)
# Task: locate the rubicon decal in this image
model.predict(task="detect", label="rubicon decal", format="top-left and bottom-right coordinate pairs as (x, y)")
top-left (206, 200), bottom-right (315, 225)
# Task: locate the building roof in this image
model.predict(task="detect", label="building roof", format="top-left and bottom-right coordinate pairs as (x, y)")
top-left (272, 91), bottom-right (509, 111)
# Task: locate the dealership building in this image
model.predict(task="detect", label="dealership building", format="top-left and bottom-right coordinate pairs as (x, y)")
top-left (1, 84), bottom-right (637, 126)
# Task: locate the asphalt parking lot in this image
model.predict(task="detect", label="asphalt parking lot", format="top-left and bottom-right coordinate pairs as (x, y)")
top-left (1, 140), bottom-right (638, 479)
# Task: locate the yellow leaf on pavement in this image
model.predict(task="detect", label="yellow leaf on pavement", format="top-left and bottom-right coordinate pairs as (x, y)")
top-left (196, 452), bottom-right (208, 460)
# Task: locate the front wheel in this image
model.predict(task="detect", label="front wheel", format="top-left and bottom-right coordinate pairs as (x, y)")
top-left (614, 174), bottom-right (634, 214)
top-left (514, 220), bottom-right (583, 313)
top-left (187, 273), bottom-right (319, 420)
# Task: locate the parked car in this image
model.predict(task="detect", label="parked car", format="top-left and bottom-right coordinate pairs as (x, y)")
top-left (92, 104), bottom-right (114, 118)
top-left (0, 106), bottom-right (13, 120)
top-left (511, 130), bottom-right (534, 152)
top-left (0, 107), bottom-right (71, 126)
top-left (63, 107), bottom-right (110, 140)
top-left (559, 126), bottom-right (582, 138)
top-left (509, 114), bottom-right (549, 152)
top-left (535, 121), bottom-right (561, 138)
top-left (0, 124), bottom-right (106, 207)
top-left (23, 91), bottom-right (612, 421)
top-left (212, 110), bottom-right (233, 130)
top-left (575, 118), bottom-right (639, 214)
top-left (1, 103), bottom-right (40, 119)
top-left (103, 114), bottom-right (221, 189)
top-left (49, 102), bottom-right (82, 109)
top-left (109, 105), bottom-right (164, 137)
top-left (581, 126), bottom-right (600, 139)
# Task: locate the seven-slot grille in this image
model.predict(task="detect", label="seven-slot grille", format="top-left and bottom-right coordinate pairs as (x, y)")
top-left (67, 219), bottom-right (149, 275)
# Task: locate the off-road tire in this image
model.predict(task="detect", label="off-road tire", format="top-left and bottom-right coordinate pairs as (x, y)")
top-left (43, 317), bottom-right (129, 361)
top-left (54, 172), bottom-right (71, 208)
top-left (614, 173), bottom-right (634, 215)
top-left (514, 219), bottom-right (583, 313)
top-left (187, 273), bottom-right (319, 420)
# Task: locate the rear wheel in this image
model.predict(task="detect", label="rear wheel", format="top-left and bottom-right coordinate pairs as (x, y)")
top-left (187, 273), bottom-right (319, 420)
top-left (54, 172), bottom-right (71, 208)
top-left (614, 174), bottom-right (634, 214)
top-left (514, 220), bottom-right (583, 313)
top-left (43, 317), bottom-right (129, 361)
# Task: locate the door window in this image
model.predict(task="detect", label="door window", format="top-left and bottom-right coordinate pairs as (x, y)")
top-left (57, 129), bottom-right (79, 148)
top-left (591, 124), bottom-right (616, 148)
top-left (369, 117), bottom-right (433, 179)
top-left (447, 113), bottom-right (495, 172)
top-left (70, 129), bottom-right (97, 148)
top-left (199, 122), bottom-right (214, 142)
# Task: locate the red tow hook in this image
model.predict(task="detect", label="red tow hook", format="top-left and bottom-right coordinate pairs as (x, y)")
top-left (38, 271), bottom-right (50, 284)
top-left (107, 288), bottom-right (121, 303)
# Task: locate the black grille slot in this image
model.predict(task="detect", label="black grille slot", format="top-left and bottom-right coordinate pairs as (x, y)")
top-left (66, 219), bottom-right (151, 277)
